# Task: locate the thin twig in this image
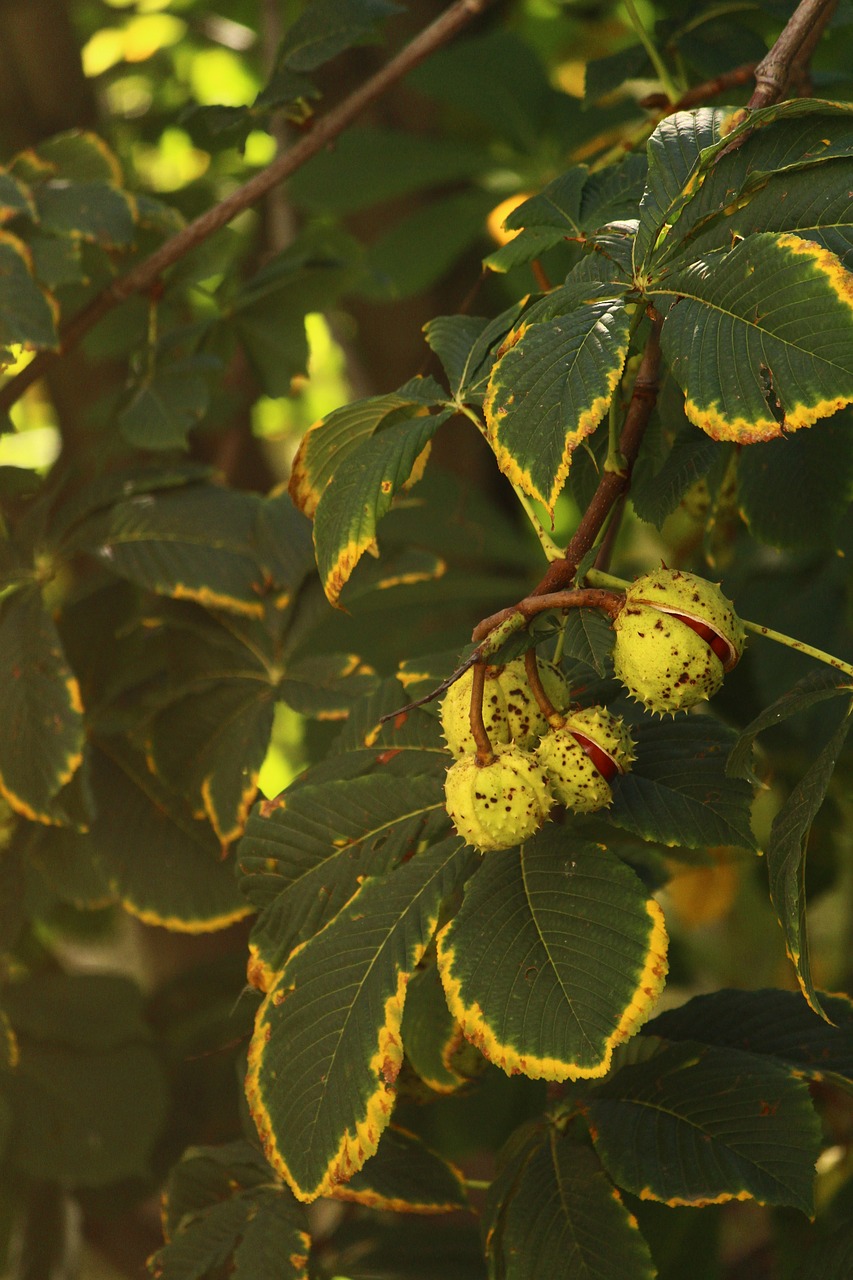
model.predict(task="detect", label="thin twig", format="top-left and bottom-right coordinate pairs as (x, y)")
top-left (0, 0), bottom-right (494, 415)
top-left (749, 0), bottom-right (837, 107)
top-left (469, 661), bottom-right (494, 763)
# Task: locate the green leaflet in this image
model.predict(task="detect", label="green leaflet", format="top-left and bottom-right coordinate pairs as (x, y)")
top-left (609, 717), bottom-right (757, 851)
top-left (0, 231), bottom-right (59, 351)
top-left (332, 1125), bottom-right (468, 1212)
top-left (588, 1041), bottom-right (821, 1213)
top-left (436, 832), bottom-right (668, 1082)
top-left (246, 838), bottom-right (475, 1201)
top-left (313, 407), bottom-right (452, 606)
top-left (485, 1129), bottom-right (656, 1280)
top-left (650, 234), bottom-right (853, 443)
top-left (0, 586), bottom-right (84, 822)
top-left (484, 292), bottom-right (630, 513)
top-left (648, 988), bottom-right (853, 1093)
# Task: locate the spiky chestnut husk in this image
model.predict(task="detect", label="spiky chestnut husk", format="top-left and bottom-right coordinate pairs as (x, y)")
top-left (612, 569), bottom-right (746, 715)
top-left (440, 658), bottom-right (569, 760)
top-left (536, 707), bottom-right (635, 813)
top-left (444, 743), bottom-right (553, 852)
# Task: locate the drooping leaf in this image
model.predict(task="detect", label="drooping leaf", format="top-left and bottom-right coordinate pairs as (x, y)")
top-left (765, 703), bottom-right (853, 1018)
top-left (4, 973), bottom-right (169, 1187)
top-left (560, 607), bottom-right (615, 676)
top-left (278, 0), bottom-right (402, 73)
top-left (151, 1186), bottom-right (310, 1280)
top-left (0, 585), bottom-right (84, 822)
top-left (93, 485), bottom-right (267, 616)
top-left (648, 988), bottom-right (853, 1093)
top-left (313, 407), bottom-right (452, 606)
top-left (630, 422), bottom-right (722, 529)
top-left (650, 235), bottom-right (853, 442)
top-left (485, 1128), bottom-right (656, 1280)
top-left (436, 832), bottom-right (668, 1082)
top-left (588, 1041), bottom-right (821, 1213)
top-left (726, 669), bottom-right (852, 780)
top-left (332, 1125), bottom-right (468, 1212)
top-left (246, 838), bottom-right (475, 1201)
top-left (484, 290), bottom-right (631, 512)
top-left (288, 377), bottom-right (447, 519)
top-left (0, 230), bottom-right (59, 350)
top-left (42, 740), bottom-right (251, 931)
top-left (609, 717), bottom-right (757, 851)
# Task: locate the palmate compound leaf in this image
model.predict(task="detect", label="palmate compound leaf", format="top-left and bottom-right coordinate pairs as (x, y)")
top-left (483, 287), bottom-right (631, 513)
top-left (0, 585), bottom-right (84, 822)
top-left (587, 1040), bottom-right (822, 1214)
top-left (436, 830), bottom-right (668, 1083)
top-left (649, 234), bottom-right (853, 443)
top-left (485, 1127), bottom-right (656, 1280)
top-left (245, 837), bottom-right (477, 1202)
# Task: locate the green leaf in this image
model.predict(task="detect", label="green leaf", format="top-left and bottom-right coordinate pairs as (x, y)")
top-left (22, 130), bottom-right (124, 183)
top-left (228, 238), bottom-right (355, 397)
top-left (401, 962), bottom-right (483, 1094)
top-left (484, 168), bottom-right (588, 273)
top-left (94, 485), bottom-right (267, 616)
top-left (29, 232), bottom-right (84, 288)
top-left (241, 769), bottom-right (450, 987)
top-left (630, 423), bottom-right (722, 529)
top-left (485, 1129), bottom-right (656, 1280)
top-left (765, 703), bottom-right (853, 1018)
top-left (160, 1142), bottom-right (272, 1236)
top-left (727, 670), bottom-right (852, 781)
top-left (334, 1125), bottom-right (468, 1212)
top-left (288, 378), bottom-right (446, 519)
top-left (5, 973), bottom-right (168, 1187)
top-left (799, 1228), bottom-right (853, 1280)
top-left (314, 408), bottom-right (451, 607)
top-left (34, 181), bottom-right (135, 247)
top-left (437, 832), bottom-right (668, 1082)
top-left (634, 107), bottom-right (728, 271)
top-left (246, 838), bottom-right (475, 1201)
top-left (0, 586), bottom-right (84, 822)
top-left (279, 652), bottom-right (379, 719)
top-left (651, 235), bottom-right (853, 443)
top-left (648, 988), bottom-right (853, 1093)
top-left (484, 292), bottom-right (630, 512)
top-left (0, 169), bottom-right (35, 223)
top-left (737, 415), bottom-right (853, 549)
top-left (279, 0), bottom-right (402, 73)
top-left (588, 1041), bottom-right (821, 1213)
top-left (0, 230), bottom-right (59, 349)
top-left (609, 717), bottom-right (757, 851)
top-left (118, 365), bottom-right (211, 451)
top-left (560, 607), bottom-right (614, 676)
top-left (289, 126), bottom-right (490, 216)
top-left (50, 739), bottom-right (251, 931)
top-left (361, 189), bottom-right (495, 301)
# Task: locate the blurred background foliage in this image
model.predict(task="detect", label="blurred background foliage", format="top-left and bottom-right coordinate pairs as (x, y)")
top-left (0, 0), bottom-right (852, 1276)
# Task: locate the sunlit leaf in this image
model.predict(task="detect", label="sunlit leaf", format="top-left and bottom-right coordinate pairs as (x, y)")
top-left (246, 838), bottom-right (475, 1201)
top-left (437, 832), bottom-right (668, 1082)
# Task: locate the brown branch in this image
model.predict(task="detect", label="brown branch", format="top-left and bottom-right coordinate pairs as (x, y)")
top-left (0, 0), bottom-right (494, 416)
top-left (469, 661), bottom-right (493, 764)
top-left (749, 0), bottom-right (837, 107)
top-left (471, 588), bottom-right (624, 645)
top-left (673, 62), bottom-right (758, 111)
top-left (524, 647), bottom-right (562, 724)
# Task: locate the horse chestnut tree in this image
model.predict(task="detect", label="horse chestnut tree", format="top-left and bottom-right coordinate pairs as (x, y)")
top-left (0, 2), bottom-right (852, 1279)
